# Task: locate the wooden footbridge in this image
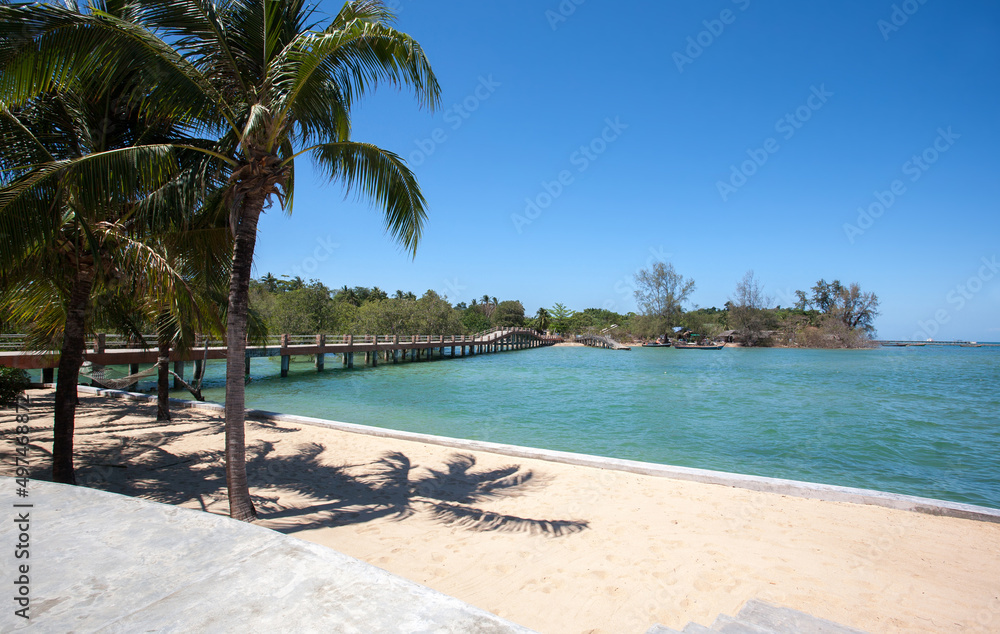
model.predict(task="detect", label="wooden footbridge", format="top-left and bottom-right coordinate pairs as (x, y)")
top-left (0, 328), bottom-right (562, 383)
top-left (575, 334), bottom-right (631, 350)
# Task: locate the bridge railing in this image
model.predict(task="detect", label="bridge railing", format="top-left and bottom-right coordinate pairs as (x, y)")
top-left (1, 329), bottom-right (558, 354)
top-left (1, 335), bottom-right (25, 351)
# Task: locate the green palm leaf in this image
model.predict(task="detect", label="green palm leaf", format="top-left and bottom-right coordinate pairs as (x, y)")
top-left (310, 141), bottom-right (425, 255)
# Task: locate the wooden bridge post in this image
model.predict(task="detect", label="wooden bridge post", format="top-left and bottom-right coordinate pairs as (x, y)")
top-left (42, 368), bottom-right (54, 383)
top-left (245, 355), bottom-right (251, 377)
top-left (95, 333), bottom-right (106, 354)
top-left (393, 335), bottom-right (400, 364)
top-left (280, 334), bottom-right (290, 377)
top-left (316, 334), bottom-right (325, 371)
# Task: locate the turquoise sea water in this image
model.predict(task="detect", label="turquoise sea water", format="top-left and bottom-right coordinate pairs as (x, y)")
top-left (165, 345), bottom-right (997, 509)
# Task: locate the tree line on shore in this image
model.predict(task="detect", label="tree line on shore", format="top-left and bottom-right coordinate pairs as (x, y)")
top-left (250, 262), bottom-right (880, 349)
top-left (622, 263), bottom-right (880, 348)
top-left (249, 275), bottom-right (527, 336)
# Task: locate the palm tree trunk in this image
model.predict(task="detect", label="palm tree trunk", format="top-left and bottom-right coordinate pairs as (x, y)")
top-left (52, 268), bottom-right (94, 484)
top-left (156, 337), bottom-right (171, 421)
top-left (224, 191), bottom-right (266, 522)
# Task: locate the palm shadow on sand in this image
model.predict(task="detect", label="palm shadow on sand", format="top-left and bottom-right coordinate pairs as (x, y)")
top-left (58, 416), bottom-right (588, 537)
top-left (253, 445), bottom-right (589, 536)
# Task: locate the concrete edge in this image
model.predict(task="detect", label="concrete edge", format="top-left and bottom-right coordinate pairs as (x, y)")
top-left (74, 385), bottom-right (1000, 525)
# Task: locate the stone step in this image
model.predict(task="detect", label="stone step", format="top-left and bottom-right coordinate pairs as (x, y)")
top-left (646, 599), bottom-right (868, 634)
top-left (644, 621), bottom-right (716, 634)
top-left (735, 600), bottom-right (867, 634)
top-left (645, 624), bottom-right (684, 634)
top-left (712, 613), bottom-right (774, 634)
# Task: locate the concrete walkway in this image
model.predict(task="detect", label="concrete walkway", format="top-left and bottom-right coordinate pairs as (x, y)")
top-left (1, 477), bottom-right (533, 633)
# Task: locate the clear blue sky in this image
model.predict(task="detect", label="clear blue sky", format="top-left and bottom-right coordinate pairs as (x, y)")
top-left (251, 0), bottom-right (1000, 341)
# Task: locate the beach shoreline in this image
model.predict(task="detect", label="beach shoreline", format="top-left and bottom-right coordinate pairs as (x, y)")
top-left (3, 388), bottom-right (999, 633)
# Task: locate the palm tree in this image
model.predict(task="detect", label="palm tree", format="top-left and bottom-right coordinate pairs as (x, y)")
top-left (337, 285), bottom-right (361, 307)
top-left (0, 56), bottom-right (206, 484)
top-left (261, 273), bottom-right (279, 293)
top-left (534, 307), bottom-right (550, 332)
top-left (164, 1), bottom-right (436, 521)
top-left (3, 1), bottom-right (438, 520)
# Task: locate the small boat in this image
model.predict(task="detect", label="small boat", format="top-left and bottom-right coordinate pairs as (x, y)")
top-left (673, 342), bottom-right (724, 350)
top-left (641, 341), bottom-right (672, 348)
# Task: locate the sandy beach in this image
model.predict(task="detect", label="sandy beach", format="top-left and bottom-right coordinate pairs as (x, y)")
top-left (4, 388), bottom-right (999, 633)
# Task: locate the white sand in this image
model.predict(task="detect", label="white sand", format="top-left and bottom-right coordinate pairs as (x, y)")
top-left (4, 389), bottom-right (999, 633)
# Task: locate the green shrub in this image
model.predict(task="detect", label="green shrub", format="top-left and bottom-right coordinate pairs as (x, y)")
top-left (0, 367), bottom-right (31, 407)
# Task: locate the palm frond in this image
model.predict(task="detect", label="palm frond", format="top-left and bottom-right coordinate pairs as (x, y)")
top-left (309, 141), bottom-right (425, 256)
top-left (0, 3), bottom-right (238, 137)
top-left (269, 13), bottom-right (439, 145)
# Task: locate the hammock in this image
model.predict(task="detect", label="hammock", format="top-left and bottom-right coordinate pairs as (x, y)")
top-left (82, 363), bottom-right (160, 390)
top-left (81, 340), bottom-right (211, 401)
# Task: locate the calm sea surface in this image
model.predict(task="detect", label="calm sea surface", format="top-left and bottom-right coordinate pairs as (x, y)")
top-left (179, 345), bottom-right (999, 509)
